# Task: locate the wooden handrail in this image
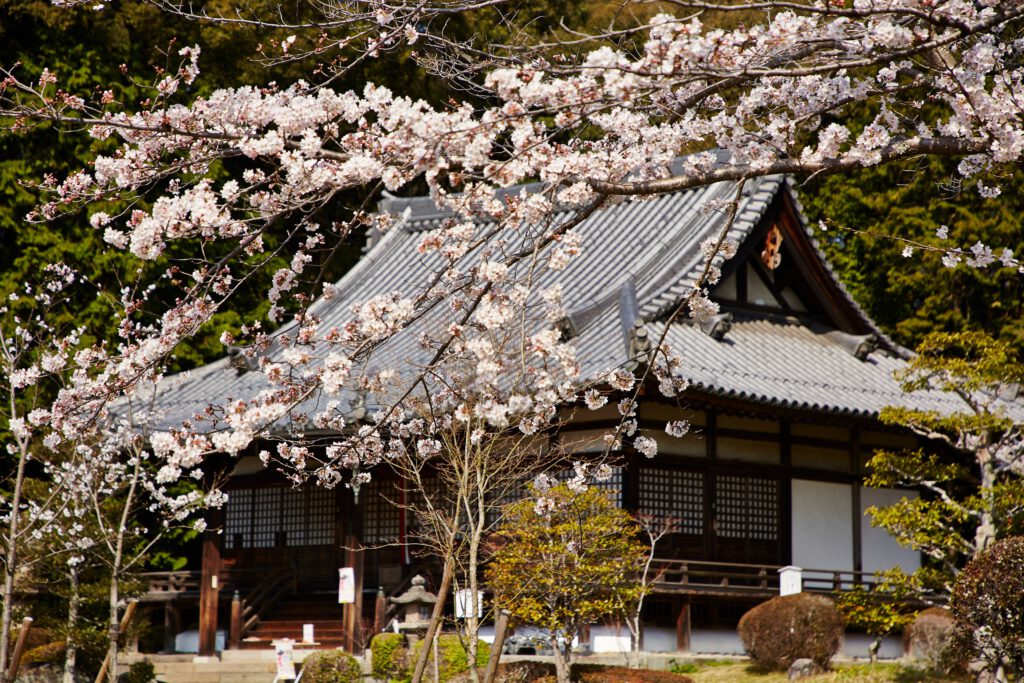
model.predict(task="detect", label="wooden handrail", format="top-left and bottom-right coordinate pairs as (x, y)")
top-left (238, 567), bottom-right (294, 640)
top-left (646, 558), bottom-right (887, 596)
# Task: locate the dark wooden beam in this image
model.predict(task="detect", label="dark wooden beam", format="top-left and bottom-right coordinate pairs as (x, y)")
top-left (780, 420), bottom-right (793, 565)
top-left (676, 599), bottom-right (691, 652)
top-left (851, 427), bottom-right (863, 574)
top-left (198, 507), bottom-right (224, 656)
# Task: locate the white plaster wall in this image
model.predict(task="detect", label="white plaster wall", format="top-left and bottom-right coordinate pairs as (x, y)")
top-left (860, 487), bottom-right (921, 575)
top-left (174, 630), bottom-right (226, 653)
top-left (791, 479), bottom-right (853, 572)
top-left (689, 629), bottom-right (746, 655)
top-left (843, 633), bottom-right (904, 660)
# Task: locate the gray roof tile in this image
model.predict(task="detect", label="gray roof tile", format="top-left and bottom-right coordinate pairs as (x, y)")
top-left (142, 175), bottom-right (998, 430)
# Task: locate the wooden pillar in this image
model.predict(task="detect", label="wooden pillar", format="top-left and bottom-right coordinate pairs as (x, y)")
top-left (780, 420), bottom-right (793, 565)
top-left (198, 509), bottom-right (224, 656)
top-left (228, 591), bottom-right (242, 650)
top-left (343, 535), bottom-right (365, 654)
top-left (851, 426), bottom-right (863, 575)
top-left (675, 599), bottom-right (691, 653)
top-left (162, 603), bottom-right (179, 653)
top-left (373, 587), bottom-right (387, 635)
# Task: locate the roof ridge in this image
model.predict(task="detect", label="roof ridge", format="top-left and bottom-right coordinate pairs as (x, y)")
top-left (782, 178), bottom-right (911, 360)
top-left (641, 175), bottom-right (786, 321)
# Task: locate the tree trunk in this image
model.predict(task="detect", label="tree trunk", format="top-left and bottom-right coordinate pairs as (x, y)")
top-left (465, 491), bottom-right (486, 683)
top-left (975, 453), bottom-right (998, 554)
top-left (551, 634), bottom-right (571, 683)
top-left (106, 571), bottom-right (120, 683)
top-left (0, 439), bottom-right (30, 683)
top-left (627, 615), bottom-right (641, 669)
top-left (410, 562), bottom-right (453, 683)
top-left (63, 564), bottom-right (81, 683)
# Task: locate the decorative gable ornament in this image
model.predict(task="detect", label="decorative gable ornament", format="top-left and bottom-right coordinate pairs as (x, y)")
top-left (761, 225), bottom-right (784, 271)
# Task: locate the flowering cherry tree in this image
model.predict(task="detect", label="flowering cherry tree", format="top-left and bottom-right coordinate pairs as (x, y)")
top-left (2, 1), bottom-right (1024, 679)
top-left (0, 267), bottom-right (219, 682)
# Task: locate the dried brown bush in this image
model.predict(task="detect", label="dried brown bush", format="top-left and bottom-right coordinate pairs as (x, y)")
top-left (950, 537), bottom-right (1024, 680)
top-left (737, 594), bottom-right (843, 670)
top-left (486, 662), bottom-right (695, 683)
top-left (492, 661), bottom-right (556, 683)
top-left (907, 607), bottom-right (962, 674)
top-left (573, 664), bottom-right (694, 683)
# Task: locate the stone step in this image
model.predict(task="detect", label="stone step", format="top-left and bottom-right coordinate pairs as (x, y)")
top-left (238, 638), bottom-right (346, 650)
top-left (255, 619), bottom-right (343, 629)
top-left (251, 627), bottom-right (345, 637)
top-left (151, 662), bottom-right (276, 674)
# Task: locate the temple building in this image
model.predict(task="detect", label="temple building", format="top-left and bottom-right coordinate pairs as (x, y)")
top-left (141, 167), bottom-right (968, 657)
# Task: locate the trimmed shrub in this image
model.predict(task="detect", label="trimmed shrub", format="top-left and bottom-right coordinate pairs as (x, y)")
top-left (371, 633), bottom-right (409, 681)
top-left (408, 635), bottom-right (489, 683)
top-left (20, 641), bottom-right (66, 667)
top-left (737, 594), bottom-right (843, 670)
top-left (301, 650), bottom-right (363, 683)
top-left (950, 537), bottom-right (1024, 680)
top-left (907, 607), bottom-right (960, 673)
top-left (118, 660), bottom-right (157, 683)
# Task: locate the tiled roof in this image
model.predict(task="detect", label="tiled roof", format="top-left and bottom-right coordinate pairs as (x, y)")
top-left (142, 173), bottom-right (992, 430)
top-left (655, 315), bottom-right (948, 417)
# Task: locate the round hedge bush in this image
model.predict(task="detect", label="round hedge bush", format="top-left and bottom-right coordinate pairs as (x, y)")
top-left (301, 650), bottom-right (363, 683)
top-left (371, 633), bottom-right (409, 681)
top-left (907, 607), bottom-right (957, 671)
top-left (950, 537), bottom-right (1024, 680)
top-left (737, 594), bottom-right (843, 670)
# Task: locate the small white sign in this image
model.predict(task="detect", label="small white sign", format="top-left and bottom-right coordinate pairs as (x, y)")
top-left (778, 566), bottom-right (803, 596)
top-left (454, 589), bottom-right (483, 619)
top-left (302, 623), bottom-right (315, 644)
top-left (338, 567), bottom-right (356, 604)
top-left (274, 639), bottom-right (296, 679)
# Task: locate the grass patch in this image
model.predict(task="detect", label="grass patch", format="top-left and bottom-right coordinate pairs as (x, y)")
top-left (682, 662), bottom-right (960, 683)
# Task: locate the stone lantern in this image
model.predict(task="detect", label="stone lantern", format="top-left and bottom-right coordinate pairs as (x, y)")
top-left (388, 575), bottom-right (437, 642)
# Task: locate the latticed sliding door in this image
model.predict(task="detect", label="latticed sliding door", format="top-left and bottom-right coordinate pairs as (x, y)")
top-left (222, 485), bottom-right (340, 586)
top-left (637, 466), bottom-right (704, 558)
top-left (713, 473), bottom-right (781, 565)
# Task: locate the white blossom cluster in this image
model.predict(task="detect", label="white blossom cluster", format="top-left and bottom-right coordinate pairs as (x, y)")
top-left (2, 0), bottom-right (1024, 564)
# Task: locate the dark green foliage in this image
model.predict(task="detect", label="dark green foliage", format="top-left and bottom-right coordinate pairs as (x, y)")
top-left (834, 569), bottom-right (917, 659)
top-left (950, 537), bottom-right (1024, 679)
top-left (118, 660), bottom-right (157, 683)
top-left (300, 650), bottom-right (363, 683)
top-left (487, 486), bottom-right (647, 638)
top-left (20, 640), bottom-right (65, 666)
top-left (667, 661), bottom-right (699, 675)
top-left (406, 635), bottom-right (489, 683)
top-left (866, 332), bottom-right (1024, 577)
top-left (370, 632), bottom-right (408, 681)
top-left (800, 155), bottom-right (1024, 349)
top-left (737, 594), bottom-right (843, 671)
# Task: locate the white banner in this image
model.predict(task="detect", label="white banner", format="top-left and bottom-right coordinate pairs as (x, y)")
top-left (274, 639), bottom-right (296, 679)
top-left (454, 588), bottom-right (483, 619)
top-left (338, 567), bottom-right (356, 604)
